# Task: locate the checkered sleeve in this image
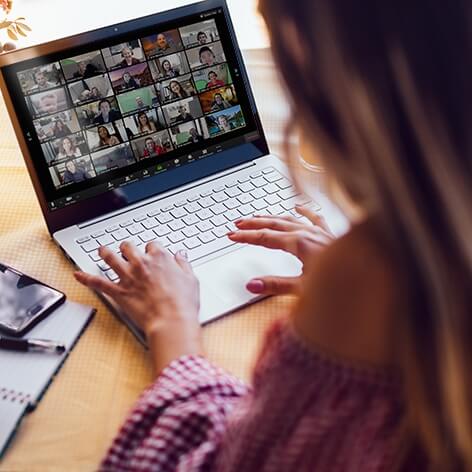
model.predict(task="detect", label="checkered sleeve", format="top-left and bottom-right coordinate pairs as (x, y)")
top-left (100, 355), bottom-right (250, 472)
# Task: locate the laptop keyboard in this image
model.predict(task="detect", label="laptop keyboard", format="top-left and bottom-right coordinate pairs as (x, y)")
top-left (75, 167), bottom-right (320, 282)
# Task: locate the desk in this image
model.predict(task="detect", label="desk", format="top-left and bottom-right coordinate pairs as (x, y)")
top-left (0, 49), bottom-right (296, 471)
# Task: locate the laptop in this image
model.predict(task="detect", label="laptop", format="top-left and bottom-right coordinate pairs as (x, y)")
top-left (0, 0), bottom-right (322, 344)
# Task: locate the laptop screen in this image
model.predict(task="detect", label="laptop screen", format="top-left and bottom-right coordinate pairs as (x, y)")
top-left (2, 6), bottom-right (262, 211)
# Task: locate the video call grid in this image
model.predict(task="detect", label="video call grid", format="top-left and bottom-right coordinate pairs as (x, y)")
top-left (17, 19), bottom-right (246, 189)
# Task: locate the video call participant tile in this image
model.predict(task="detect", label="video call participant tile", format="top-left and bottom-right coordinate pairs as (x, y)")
top-left (90, 143), bottom-right (136, 175)
top-left (49, 155), bottom-right (96, 188)
top-left (168, 119), bottom-right (208, 148)
top-left (26, 87), bottom-right (71, 119)
top-left (67, 74), bottom-right (113, 106)
top-left (162, 96), bottom-right (203, 127)
top-left (186, 42), bottom-right (226, 71)
top-left (130, 130), bottom-right (173, 161)
top-left (123, 109), bottom-right (166, 139)
top-left (151, 52), bottom-right (191, 81)
top-left (85, 121), bottom-right (128, 152)
top-left (17, 62), bottom-right (65, 95)
top-left (108, 63), bottom-right (154, 93)
top-left (102, 41), bottom-right (145, 71)
top-left (41, 131), bottom-right (88, 166)
top-left (33, 109), bottom-right (81, 143)
top-left (199, 84), bottom-right (238, 113)
top-left (156, 74), bottom-right (197, 104)
top-left (192, 63), bottom-right (232, 92)
top-left (204, 105), bottom-right (246, 138)
top-left (179, 19), bottom-right (219, 49)
top-left (76, 97), bottom-right (122, 128)
top-left (141, 30), bottom-right (183, 59)
top-left (60, 51), bottom-right (106, 81)
top-left (116, 85), bottom-right (159, 117)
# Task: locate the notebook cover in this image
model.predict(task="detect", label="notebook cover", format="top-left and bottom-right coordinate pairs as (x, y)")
top-left (0, 300), bottom-right (95, 459)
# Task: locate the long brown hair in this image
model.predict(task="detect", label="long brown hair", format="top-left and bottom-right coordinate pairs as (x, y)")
top-left (258, 0), bottom-right (472, 468)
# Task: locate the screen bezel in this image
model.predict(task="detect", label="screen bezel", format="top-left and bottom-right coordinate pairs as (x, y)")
top-left (0, 0), bottom-right (269, 234)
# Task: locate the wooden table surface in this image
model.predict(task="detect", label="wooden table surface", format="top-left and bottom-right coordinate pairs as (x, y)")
top-left (0, 49), bottom-right (297, 471)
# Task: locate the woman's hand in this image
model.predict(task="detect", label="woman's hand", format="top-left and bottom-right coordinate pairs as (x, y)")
top-left (74, 241), bottom-right (201, 374)
top-left (228, 205), bottom-right (334, 296)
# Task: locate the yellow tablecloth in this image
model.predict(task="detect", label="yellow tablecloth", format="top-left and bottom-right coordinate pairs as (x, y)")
top-left (0, 49), bottom-right (295, 471)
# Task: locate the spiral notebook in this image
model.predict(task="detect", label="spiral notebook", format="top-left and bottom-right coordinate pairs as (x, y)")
top-left (0, 300), bottom-right (95, 459)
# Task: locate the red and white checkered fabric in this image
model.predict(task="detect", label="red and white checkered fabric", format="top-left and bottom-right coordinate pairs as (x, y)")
top-left (100, 320), bottom-right (423, 471)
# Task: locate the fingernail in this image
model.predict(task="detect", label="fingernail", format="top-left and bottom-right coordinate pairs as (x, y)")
top-left (227, 231), bottom-right (236, 237)
top-left (234, 219), bottom-right (243, 226)
top-left (246, 279), bottom-right (265, 293)
top-left (177, 249), bottom-right (188, 260)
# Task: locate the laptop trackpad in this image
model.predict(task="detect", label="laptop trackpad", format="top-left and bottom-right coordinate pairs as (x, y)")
top-left (194, 245), bottom-right (302, 323)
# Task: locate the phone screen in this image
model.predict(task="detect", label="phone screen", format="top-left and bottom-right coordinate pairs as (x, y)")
top-left (0, 264), bottom-right (64, 334)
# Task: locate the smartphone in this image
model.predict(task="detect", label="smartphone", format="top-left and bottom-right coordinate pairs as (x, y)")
top-left (0, 263), bottom-right (66, 337)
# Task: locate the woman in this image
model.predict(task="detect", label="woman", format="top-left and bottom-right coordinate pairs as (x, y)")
top-left (216, 115), bottom-right (234, 132)
top-left (206, 70), bottom-right (225, 89)
top-left (160, 59), bottom-right (179, 79)
top-left (90, 86), bottom-right (102, 100)
top-left (97, 126), bottom-right (120, 149)
top-left (137, 112), bottom-right (157, 135)
top-left (57, 136), bottom-right (81, 160)
top-left (120, 46), bottom-right (139, 67)
top-left (211, 93), bottom-right (231, 111)
top-left (76, 0), bottom-right (472, 470)
top-left (121, 72), bottom-right (139, 90)
top-left (168, 80), bottom-right (188, 100)
top-left (52, 119), bottom-right (71, 138)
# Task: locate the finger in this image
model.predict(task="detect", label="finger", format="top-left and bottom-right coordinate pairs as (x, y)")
top-left (145, 241), bottom-right (169, 257)
top-left (120, 241), bottom-right (144, 266)
top-left (246, 276), bottom-right (300, 295)
top-left (99, 246), bottom-right (130, 281)
top-left (174, 249), bottom-right (193, 272)
top-left (296, 205), bottom-right (334, 236)
top-left (295, 205), bottom-right (321, 224)
top-left (235, 217), bottom-right (303, 232)
top-left (228, 228), bottom-right (297, 253)
top-left (74, 271), bottom-right (122, 297)
top-left (253, 213), bottom-right (300, 224)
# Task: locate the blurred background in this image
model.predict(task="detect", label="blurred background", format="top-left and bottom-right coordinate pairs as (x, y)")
top-left (7, 0), bottom-right (269, 50)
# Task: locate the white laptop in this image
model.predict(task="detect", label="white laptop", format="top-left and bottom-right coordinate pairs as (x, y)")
top-left (0, 0), bottom-right (327, 344)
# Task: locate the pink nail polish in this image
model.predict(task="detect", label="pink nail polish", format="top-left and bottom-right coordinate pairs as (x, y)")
top-left (246, 279), bottom-right (265, 293)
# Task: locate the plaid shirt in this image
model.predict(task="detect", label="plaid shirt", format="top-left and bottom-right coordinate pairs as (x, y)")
top-left (100, 320), bottom-right (421, 471)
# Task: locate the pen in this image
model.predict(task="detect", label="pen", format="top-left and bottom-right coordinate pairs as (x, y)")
top-left (0, 336), bottom-right (66, 354)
